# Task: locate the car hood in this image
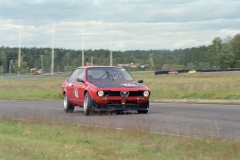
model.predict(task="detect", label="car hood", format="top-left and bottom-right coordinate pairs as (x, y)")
top-left (90, 80), bottom-right (146, 88)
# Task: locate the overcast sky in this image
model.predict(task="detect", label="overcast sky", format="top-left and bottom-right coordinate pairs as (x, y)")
top-left (0, 0), bottom-right (240, 51)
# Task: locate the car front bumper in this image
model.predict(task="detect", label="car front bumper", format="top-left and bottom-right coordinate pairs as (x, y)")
top-left (91, 98), bottom-right (149, 112)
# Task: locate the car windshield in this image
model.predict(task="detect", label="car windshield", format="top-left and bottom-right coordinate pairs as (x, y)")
top-left (87, 68), bottom-right (134, 81)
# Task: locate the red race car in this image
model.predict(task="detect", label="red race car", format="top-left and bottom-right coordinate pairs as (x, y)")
top-left (61, 66), bottom-right (150, 115)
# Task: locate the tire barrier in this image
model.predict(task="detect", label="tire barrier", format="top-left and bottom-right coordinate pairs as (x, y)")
top-left (154, 68), bottom-right (240, 75)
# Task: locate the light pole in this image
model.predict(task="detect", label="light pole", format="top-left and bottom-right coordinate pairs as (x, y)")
top-left (110, 25), bottom-right (112, 66)
top-left (149, 54), bottom-right (155, 71)
top-left (40, 55), bottom-right (44, 74)
top-left (18, 18), bottom-right (22, 76)
top-left (51, 21), bottom-right (55, 75)
top-left (110, 50), bottom-right (112, 66)
top-left (82, 25), bottom-right (84, 66)
top-left (91, 56), bottom-right (93, 65)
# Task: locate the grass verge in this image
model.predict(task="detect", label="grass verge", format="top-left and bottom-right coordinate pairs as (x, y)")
top-left (1, 71), bottom-right (240, 100)
top-left (0, 117), bottom-right (239, 160)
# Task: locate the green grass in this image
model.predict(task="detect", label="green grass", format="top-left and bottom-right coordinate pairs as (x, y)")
top-left (0, 117), bottom-right (239, 160)
top-left (1, 71), bottom-right (240, 100)
top-left (0, 77), bottom-right (64, 100)
top-left (135, 71), bottom-right (240, 100)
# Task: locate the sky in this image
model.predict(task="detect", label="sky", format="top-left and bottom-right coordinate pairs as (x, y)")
top-left (0, 0), bottom-right (240, 51)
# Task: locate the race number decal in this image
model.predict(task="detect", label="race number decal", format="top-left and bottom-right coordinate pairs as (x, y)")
top-left (74, 88), bottom-right (79, 98)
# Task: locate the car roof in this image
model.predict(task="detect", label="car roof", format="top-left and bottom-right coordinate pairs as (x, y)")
top-left (76, 66), bottom-right (123, 69)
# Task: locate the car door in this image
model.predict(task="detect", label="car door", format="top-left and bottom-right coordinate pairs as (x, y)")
top-left (66, 69), bottom-right (81, 105)
top-left (71, 68), bottom-right (85, 106)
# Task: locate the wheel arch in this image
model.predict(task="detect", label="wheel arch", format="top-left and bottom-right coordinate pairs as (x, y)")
top-left (84, 89), bottom-right (95, 99)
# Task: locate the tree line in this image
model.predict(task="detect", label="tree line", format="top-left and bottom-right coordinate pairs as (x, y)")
top-left (0, 33), bottom-right (240, 74)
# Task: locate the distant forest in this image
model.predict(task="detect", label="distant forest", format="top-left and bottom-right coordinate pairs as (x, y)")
top-left (0, 33), bottom-right (240, 74)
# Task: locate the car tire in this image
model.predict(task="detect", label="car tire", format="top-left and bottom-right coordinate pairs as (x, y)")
top-left (63, 93), bottom-right (74, 113)
top-left (137, 110), bottom-right (148, 114)
top-left (83, 92), bottom-right (94, 116)
top-left (138, 101), bottom-right (149, 114)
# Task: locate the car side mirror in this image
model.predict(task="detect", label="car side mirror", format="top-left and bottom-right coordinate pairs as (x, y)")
top-left (76, 78), bottom-right (84, 83)
top-left (137, 80), bottom-right (143, 83)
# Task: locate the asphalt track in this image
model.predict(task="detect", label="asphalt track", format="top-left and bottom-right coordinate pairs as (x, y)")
top-left (0, 100), bottom-right (240, 139)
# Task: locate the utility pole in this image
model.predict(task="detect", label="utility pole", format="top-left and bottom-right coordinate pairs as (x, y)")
top-left (91, 56), bottom-right (93, 66)
top-left (9, 60), bottom-right (14, 75)
top-left (149, 54), bottom-right (155, 71)
top-left (9, 60), bottom-right (12, 75)
top-left (110, 25), bottom-right (112, 66)
top-left (82, 25), bottom-right (84, 66)
top-left (110, 50), bottom-right (112, 66)
top-left (18, 18), bottom-right (22, 76)
top-left (51, 21), bottom-right (55, 75)
top-left (40, 55), bottom-right (44, 74)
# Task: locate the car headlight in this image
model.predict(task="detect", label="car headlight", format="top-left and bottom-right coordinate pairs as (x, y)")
top-left (143, 91), bottom-right (150, 97)
top-left (97, 91), bottom-right (104, 97)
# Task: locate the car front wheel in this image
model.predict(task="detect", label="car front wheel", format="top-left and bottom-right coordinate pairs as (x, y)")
top-left (63, 94), bottom-right (74, 113)
top-left (83, 92), bottom-right (94, 115)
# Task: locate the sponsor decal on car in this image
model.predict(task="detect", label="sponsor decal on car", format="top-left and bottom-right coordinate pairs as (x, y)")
top-left (121, 83), bottom-right (137, 87)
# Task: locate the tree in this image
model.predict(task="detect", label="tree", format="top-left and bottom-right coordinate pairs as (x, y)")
top-left (208, 37), bottom-right (222, 68)
top-left (0, 50), bottom-right (7, 72)
top-left (218, 43), bottom-right (235, 68)
top-left (14, 58), bottom-right (28, 74)
top-left (230, 34), bottom-right (240, 67)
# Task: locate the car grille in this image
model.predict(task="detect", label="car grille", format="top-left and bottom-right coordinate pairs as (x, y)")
top-left (107, 91), bottom-right (143, 97)
top-left (107, 100), bottom-right (138, 105)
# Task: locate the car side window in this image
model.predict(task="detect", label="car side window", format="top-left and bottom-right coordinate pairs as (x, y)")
top-left (76, 68), bottom-right (84, 80)
top-left (68, 69), bottom-right (82, 82)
